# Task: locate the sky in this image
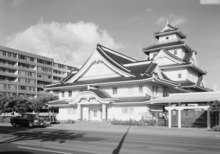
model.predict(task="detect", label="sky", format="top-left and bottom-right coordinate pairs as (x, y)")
top-left (0, 0), bottom-right (220, 90)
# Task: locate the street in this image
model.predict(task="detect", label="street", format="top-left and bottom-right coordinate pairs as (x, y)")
top-left (0, 124), bottom-right (220, 154)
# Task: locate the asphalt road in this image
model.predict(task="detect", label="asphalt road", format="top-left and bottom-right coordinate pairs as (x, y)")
top-left (0, 125), bottom-right (220, 154)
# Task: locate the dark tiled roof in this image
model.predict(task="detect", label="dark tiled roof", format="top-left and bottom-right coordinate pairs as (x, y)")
top-left (178, 80), bottom-right (195, 86)
top-left (97, 44), bottom-right (137, 64)
top-left (87, 89), bottom-right (110, 98)
top-left (183, 86), bottom-right (211, 92)
top-left (46, 76), bottom-right (153, 88)
top-left (60, 72), bottom-right (77, 83)
top-left (115, 96), bottom-right (151, 103)
top-left (143, 41), bottom-right (185, 51)
top-left (97, 45), bottom-right (133, 74)
top-left (125, 62), bottom-right (156, 76)
top-left (160, 64), bottom-right (206, 75)
top-left (183, 51), bottom-right (192, 62)
top-left (161, 48), bottom-right (185, 63)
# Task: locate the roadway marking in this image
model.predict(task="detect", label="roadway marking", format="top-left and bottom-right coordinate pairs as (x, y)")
top-left (17, 146), bottom-right (72, 154)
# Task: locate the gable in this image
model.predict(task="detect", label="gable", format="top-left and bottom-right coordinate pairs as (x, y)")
top-left (65, 47), bottom-right (134, 83)
top-left (78, 60), bottom-right (122, 81)
top-left (153, 49), bottom-right (184, 66)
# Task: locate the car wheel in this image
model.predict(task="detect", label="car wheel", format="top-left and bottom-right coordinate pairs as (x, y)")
top-left (12, 122), bottom-right (16, 127)
top-left (28, 122), bottom-right (33, 128)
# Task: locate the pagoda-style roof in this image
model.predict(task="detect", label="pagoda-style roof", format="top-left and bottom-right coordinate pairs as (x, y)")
top-left (142, 40), bottom-right (196, 53)
top-left (46, 44), bottom-right (164, 90)
top-left (160, 63), bottom-right (207, 75)
top-left (124, 61), bottom-right (157, 76)
top-left (154, 22), bottom-right (186, 39)
top-left (97, 44), bottom-right (137, 65)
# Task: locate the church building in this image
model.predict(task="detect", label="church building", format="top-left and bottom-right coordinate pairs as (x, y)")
top-left (45, 23), bottom-right (220, 128)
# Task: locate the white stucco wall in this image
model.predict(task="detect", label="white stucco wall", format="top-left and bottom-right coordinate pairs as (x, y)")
top-left (163, 69), bottom-right (187, 81)
top-left (168, 48), bottom-right (186, 59)
top-left (99, 83), bottom-right (152, 98)
top-left (56, 107), bottom-right (78, 121)
top-left (78, 62), bottom-right (121, 81)
top-left (58, 90), bottom-right (79, 99)
top-left (107, 105), bottom-right (153, 121)
top-left (187, 69), bottom-right (199, 83)
top-left (158, 34), bottom-right (180, 44)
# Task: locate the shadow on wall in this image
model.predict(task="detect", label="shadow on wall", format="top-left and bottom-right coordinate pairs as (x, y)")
top-left (0, 126), bottom-right (103, 144)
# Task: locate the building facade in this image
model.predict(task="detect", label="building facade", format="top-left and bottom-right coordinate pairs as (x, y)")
top-left (0, 46), bottom-right (77, 97)
top-left (46, 23), bottom-right (219, 128)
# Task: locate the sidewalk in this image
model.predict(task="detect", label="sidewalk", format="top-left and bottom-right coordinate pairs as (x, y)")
top-left (1, 122), bottom-right (219, 138)
top-left (47, 123), bottom-right (220, 138)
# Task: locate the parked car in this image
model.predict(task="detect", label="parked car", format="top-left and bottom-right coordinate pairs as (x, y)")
top-left (10, 113), bottom-right (50, 128)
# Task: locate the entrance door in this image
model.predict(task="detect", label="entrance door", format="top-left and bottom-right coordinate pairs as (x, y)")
top-left (90, 106), bottom-right (102, 121)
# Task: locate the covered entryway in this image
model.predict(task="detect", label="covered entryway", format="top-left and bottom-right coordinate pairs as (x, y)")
top-left (151, 92), bottom-right (220, 129)
top-left (72, 90), bottom-right (117, 122)
top-left (89, 105), bottom-right (102, 121)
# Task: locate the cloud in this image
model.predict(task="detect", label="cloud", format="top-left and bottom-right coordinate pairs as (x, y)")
top-left (145, 8), bottom-right (153, 12)
top-left (12, 0), bottom-right (25, 7)
top-left (156, 14), bottom-right (186, 26)
top-left (6, 21), bottom-right (122, 67)
top-left (206, 81), bottom-right (220, 91)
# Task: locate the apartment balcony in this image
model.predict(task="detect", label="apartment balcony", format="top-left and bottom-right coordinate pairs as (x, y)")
top-left (0, 71), bottom-right (17, 77)
top-left (37, 63), bottom-right (53, 68)
top-left (17, 82), bottom-right (37, 87)
top-left (0, 80), bottom-right (17, 85)
top-left (0, 63), bottom-right (18, 70)
top-left (37, 77), bottom-right (53, 83)
top-left (37, 70), bottom-right (53, 75)
top-left (52, 66), bottom-right (68, 72)
top-left (18, 67), bottom-right (36, 72)
top-left (18, 74), bottom-right (36, 79)
top-left (18, 59), bottom-right (37, 65)
top-left (0, 55), bottom-right (17, 62)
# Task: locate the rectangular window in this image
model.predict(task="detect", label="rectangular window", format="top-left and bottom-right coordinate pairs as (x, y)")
top-left (2, 51), bottom-right (6, 56)
top-left (156, 87), bottom-right (158, 96)
top-left (30, 57), bottom-right (35, 62)
top-left (174, 50), bottom-right (177, 55)
top-left (93, 110), bottom-right (97, 117)
top-left (62, 91), bottom-right (65, 97)
top-left (178, 73), bottom-right (182, 79)
top-left (113, 87), bottom-right (117, 95)
top-left (68, 90), bottom-right (72, 97)
top-left (152, 86), bottom-right (158, 96)
top-left (152, 86), bottom-right (155, 96)
top-left (122, 107), bottom-right (134, 114)
top-left (139, 85), bottom-right (143, 93)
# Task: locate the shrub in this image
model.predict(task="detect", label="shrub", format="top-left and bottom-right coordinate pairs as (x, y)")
top-left (111, 119), bottom-right (156, 126)
top-left (212, 125), bottom-right (220, 132)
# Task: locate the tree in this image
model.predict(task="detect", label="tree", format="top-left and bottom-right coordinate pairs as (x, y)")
top-left (0, 95), bottom-right (34, 114)
top-left (31, 92), bottom-right (59, 112)
top-left (0, 92), bottom-right (58, 114)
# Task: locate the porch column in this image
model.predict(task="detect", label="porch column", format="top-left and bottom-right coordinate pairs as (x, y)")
top-left (102, 104), bottom-right (106, 121)
top-left (177, 103), bottom-right (181, 128)
top-left (207, 102), bottom-right (211, 130)
top-left (168, 103), bottom-right (172, 128)
top-left (78, 104), bottom-right (82, 121)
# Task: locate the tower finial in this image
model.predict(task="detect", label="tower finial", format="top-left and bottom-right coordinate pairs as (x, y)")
top-left (166, 20), bottom-right (169, 25)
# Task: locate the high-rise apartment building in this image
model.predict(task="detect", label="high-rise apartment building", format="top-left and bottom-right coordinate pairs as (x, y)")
top-left (0, 46), bottom-right (77, 97)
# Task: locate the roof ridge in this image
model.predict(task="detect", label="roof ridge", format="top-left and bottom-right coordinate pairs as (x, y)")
top-left (97, 44), bottom-right (137, 63)
top-left (97, 44), bottom-right (133, 74)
